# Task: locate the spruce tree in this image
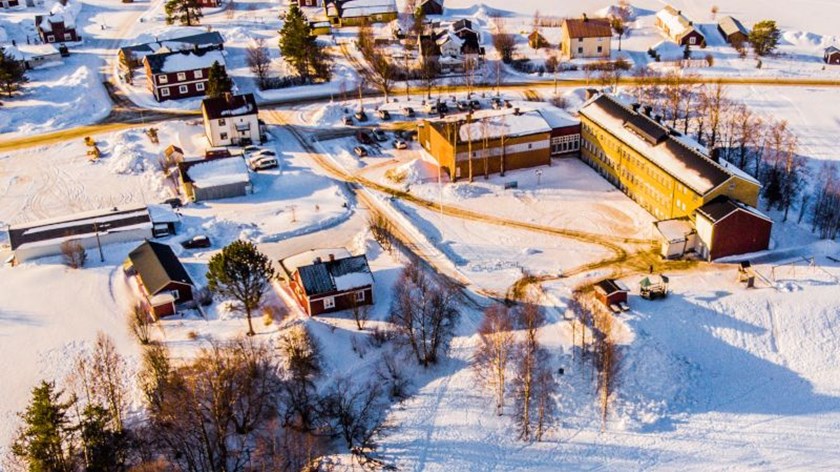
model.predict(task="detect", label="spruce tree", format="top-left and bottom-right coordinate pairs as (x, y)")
top-left (12, 381), bottom-right (76, 472)
top-left (206, 60), bottom-right (232, 98)
top-left (0, 47), bottom-right (28, 97)
top-left (749, 20), bottom-right (781, 56)
top-left (79, 404), bottom-right (127, 472)
top-left (164, 0), bottom-right (203, 26)
top-left (279, 5), bottom-right (330, 81)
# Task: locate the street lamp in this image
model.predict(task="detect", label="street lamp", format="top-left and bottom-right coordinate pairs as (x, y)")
top-left (535, 169), bottom-right (543, 186)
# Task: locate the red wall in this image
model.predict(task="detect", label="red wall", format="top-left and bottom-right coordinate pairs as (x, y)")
top-left (710, 211), bottom-right (772, 260)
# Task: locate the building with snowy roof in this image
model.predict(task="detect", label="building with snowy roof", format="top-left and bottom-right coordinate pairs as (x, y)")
top-left (177, 156), bottom-right (251, 202)
top-left (655, 5), bottom-right (706, 47)
top-left (419, 105), bottom-right (580, 181)
top-left (280, 248), bottom-right (374, 316)
top-left (6, 205), bottom-right (177, 264)
top-left (143, 46), bottom-right (226, 102)
top-left (824, 46), bottom-right (840, 65)
top-left (127, 240), bottom-right (194, 318)
top-left (324, 0), bottom-right (398, 27)
top-left (3, 43), bottom-right (62, 69)
top-left (201, 93), bottom-right (262, 147)
top-left (717, 16), bottom-right (749, 46)
top-left (119, 31), bottom-right (225, 70)
top-left (579, 92), bottom-right (770, 260)
top-left (35, 1), bottom-right (81, 44)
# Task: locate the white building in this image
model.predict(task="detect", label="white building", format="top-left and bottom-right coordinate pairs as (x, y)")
top-left (200, 93), bottom-right (262, 147)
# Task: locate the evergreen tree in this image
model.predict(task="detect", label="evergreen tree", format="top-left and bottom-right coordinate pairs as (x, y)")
top-left (749, 20), bottom-right (781, 56)
top-left (164, 0), bottom-right (203, 26)
top-left (206, 240), bottom-right (275, 336)
top-left (12, 381), bottom-right (77, 472)
top-left (78, 404), bottom-right (127, 472)
top-left (206, 60), bottom-right (232, 98)
top-left (0, 47), bottom-right (28, 97)
top-left (278, 5), bottom-right (331, 81)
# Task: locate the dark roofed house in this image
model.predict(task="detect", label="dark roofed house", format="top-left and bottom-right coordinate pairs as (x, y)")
top-left (824, 46), bottom-right (840, 65)
top-left (280, 248), bottom-right (374, 315)
top-left (201, 93), bottom-right (262, 146)
top-left (417, 0), bottom-right (443, 16)
top-left (128, 240), bottom-right (194, 318)
top-left (694, 196), bottom-right (772, 260)
top-left (594, 279), bottom-right (630, 312)
top-left (119, 31), bottom-right (224, 70)
top-left (717, 16), bottom-right (749, 46)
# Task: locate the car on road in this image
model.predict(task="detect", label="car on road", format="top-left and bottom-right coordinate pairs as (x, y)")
top-left (181, 235), bottom-right (211, 249)
top-left (372, 128), bottom-right (388, 142)
top-left (504, 99), bottom-right (513, 108)
top-left (248, 155), bottom-right (279, 170)
top-left (343, 115), bottom-right (354, 125)
top-left (243, 145), bottom-right (261, 153)
top-left (397, 129), bottom-right (418, 141)
top-left (437, 102), bottom-right (449, 113)
top-left (402, 107), bottom-right (416, 118)
top-left (393, 138), bottom-right (407, 149)
top-left (354, 109), bottom-right (368, 121)
top-left (457, 100), bottom-right (470, 111)
top-left (353, 145), bottom-right (369, 157)
top-left (250, 149), bottom-right (276, 157)
top-left (377, 109), bottom-right (391, 120)
top-left (470, 99), bottom-right (481, 110)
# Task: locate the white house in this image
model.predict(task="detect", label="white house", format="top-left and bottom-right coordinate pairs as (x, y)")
top-left (200, 93), bottom-right (261, 147)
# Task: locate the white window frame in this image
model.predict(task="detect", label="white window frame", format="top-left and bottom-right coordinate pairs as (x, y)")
top-left (160, 87), bottom-right (170, 97)
top-left (64, 33), bottom-right (72, 41)
top-left (689, 37), bottom-right (696, 45)
top-left (194, 69), bottom-right (203, 79)
top-left (170, 289), bottom-right (180, 300)
top-left (177, 72), bottom-right (187, 81)
top-left (218, 118), bottom-right (226, 126)
top-left (158, 74), bottom-right (168, 84)
top-left (220, 132), bottom-right (228, 140)
top-left (196, 82), bottom-right (205, 91)
top-left (355, 290), bottom-right (365, 302)
top-left (179, 85), bottom-right (188, 94)
top-left (323, 297), bottom-right (335, 309)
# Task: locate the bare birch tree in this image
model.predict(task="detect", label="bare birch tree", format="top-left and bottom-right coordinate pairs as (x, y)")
top-left (473, 305), bottom-right (516, 415)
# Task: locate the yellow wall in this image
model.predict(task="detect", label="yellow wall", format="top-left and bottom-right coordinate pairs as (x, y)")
top-left (703, 175), bottom-right (760, 208)
top-left (561, 30), bottom-right (611, 59)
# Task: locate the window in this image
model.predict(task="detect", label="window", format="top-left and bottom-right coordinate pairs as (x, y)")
top-left (177, 72), bottom-right (187, 81)
top-left (578, 38), bottom-right (583, 43)
top-left (159, 74), bottom-right (168, 84)
top-left (219, 119), bottom-right (226, 126)
top-left (196, 82), bottom-right (205, 91)
top-left (160, 87), bottom-right (170, 97)
top-left (194, 70), bottom-right (203, 79)
top-left (597, 46), bottom-right (603, 53)
top-left (355, 291), bottom-right (365, 302)
top-left (220, 132), bottom-right (228, 140)
top-left (64, 33), bottom-right (72, 41)
top-left (323, 297), bottom-right (335, 309)
top-left (179, 85), bottom-right (188, 94)
top-left (689, 37), bottom-right (696, 45)
top-left (170, 289), bottom-right (180, 300)
top-left (577, 47), bottom-right (584, 54)
top-left (47, 35), bottom-right (55, 42)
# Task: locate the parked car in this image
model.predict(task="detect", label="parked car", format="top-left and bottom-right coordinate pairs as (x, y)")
top-left (393, 138), bottom-right (408, 150)
top-left (372, 128), bottom-right (388, 142)
top-left (252, 149), bottom-right (276, 157)
top-left (402, 106), bottom-right (416, 118)
top-left (377, 109), bottom-right (391, 120)
top-left (354, 109), bottom-right (368, 121)
top-left (249, 155), bottom-right (279, 170)
top-left (424, 103), bottom-right (438, 114)
top-left (161, 197), bottom-right (182, 208)
top-left (457, 100), bottom-right (470, 111)
top-left (397, 129), bottom-right (418, 141)
top-left (490, 97), bottom-right (503, 109)
top-left (356, 129), bottom-right (375, 144)
top-left (504, 99), bottom-right (513, 109)
top-left (437, 102), bottom-right (449, 113)
top-left (470, 99), bottom-right (481, 110)
top-left (181, 235), bottom-right (211, 249)
top-left (343, 115), bottom-right (354, 125)
top-left (353, 145), bottom-right (369, 157)
top-left (243, 145), bottom-right (261, 153)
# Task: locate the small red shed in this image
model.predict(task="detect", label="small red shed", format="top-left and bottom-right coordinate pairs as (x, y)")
top-left (594, 279), bottom-right (630, 312)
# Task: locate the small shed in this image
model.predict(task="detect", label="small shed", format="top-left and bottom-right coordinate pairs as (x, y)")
top-left (178, 157), bottom-right (251, 202)
top-left (654, 218), bottom-right (697, 259)
top-left (594, 279), bottom-right (630, 312)
top-left (717, 16), bottom-right (749, 46)
top-left (824, 46), bottom-right (840, 65)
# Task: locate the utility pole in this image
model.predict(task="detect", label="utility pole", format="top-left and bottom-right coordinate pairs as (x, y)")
top-left (93, 221), bottom-right (105, 263)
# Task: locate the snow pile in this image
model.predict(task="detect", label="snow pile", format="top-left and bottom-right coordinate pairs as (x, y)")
top-left (186, 157), bottom-right (250, 187)
top-left (597, 4), bottom-right (639, 22)
top-left (107, 136), bottom-right (160, 175)
top-left (385, 158), bottom-right (439, 186)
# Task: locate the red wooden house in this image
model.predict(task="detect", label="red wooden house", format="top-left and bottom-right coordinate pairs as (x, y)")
top-left (694, 196), bottom-right (772, 260)
top-left (143, 47), bottom-right (226, 102)
top-left (824, 46), bottom-right (840, 65)
top-left (594, 279), bottom-right (630, 312)
top-left (35, 14), bottom-right (79, 43)
top-left (280, 249), bottom-right (374, 316)
top-left (128, 240), bottom-right (195, 318)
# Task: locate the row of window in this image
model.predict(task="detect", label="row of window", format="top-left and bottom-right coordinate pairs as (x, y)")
top-left (321, 290), bottom-right (365, 310)
top-left (551, 135), bottom-right (580, 154)
top-left (158, 69), bottom-right (204, 84)
top-left (46, 33), bottom-right (74, 42)
top-left (159, 82), bottom-right (204, 97)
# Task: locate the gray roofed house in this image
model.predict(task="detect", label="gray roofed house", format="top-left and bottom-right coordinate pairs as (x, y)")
top-left (717, 16), bottom-right (749, 45)
top-left (128, 240), bottom-right (194, 317)
top-left (281, 249), bottom-right (375, 315)
top-left (119, 31), bottom-right (224, 69)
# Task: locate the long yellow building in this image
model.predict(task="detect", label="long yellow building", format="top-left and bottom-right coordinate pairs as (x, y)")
top-left (578, 93), bottom-right (760, 221)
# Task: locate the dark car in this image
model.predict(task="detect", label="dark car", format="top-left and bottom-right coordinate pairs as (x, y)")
top-left (377, 109), bottom-right (391, 120)
top-left (504, 99), bottom-right (513, 109)
top-left (457, 100), bottom-right (470, 111)
top-left (372, 128), bottom-right (388, 142)
top-left (437, 102), bottom-right (449, 113)
top-left (490, 97), bottom-right (503, 109)
top-left (402, 106), bottom-right (416, 118)
top-left (356, 129), bottom-right (375, 144)
top-left (343, 115), bottom-right (354, 125)
top-left (470, 99), bottom-right (481, 110)
top-left (398, 129), bottom-right (418, 141)
top-left (353, 145), bottom-right (369, 157)
top-left (181, 235), bottom-right (211, 249)
top-left (354, 109), bottom-right (368, 122)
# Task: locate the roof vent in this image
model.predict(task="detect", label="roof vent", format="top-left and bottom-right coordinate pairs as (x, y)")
top-left (314, 257), bottom-right (322, 264)
top-left (643, 105), bottom-right (653, 116)
top-left (583, 13), bottom-right (588, 22)
top-left (329, 253), bottom-right (335, 262)
top-left (631, 103), bottom-right (641, 112)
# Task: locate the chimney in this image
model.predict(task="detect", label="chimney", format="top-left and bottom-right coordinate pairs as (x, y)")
top-left (631, 103), bottom-right (641, 112)
top-left (654, 114), bottom-right (662, 123)
top-left (643, 105), bottom-right (653, 117)
top-left (329, 253), bottom-right (335, 262)
top-left (314, 257), bottom-right (322, 264)
top-left (223, 91), bottom-right (233, 104)
top-left (583, 13), bottom-right (588, 22)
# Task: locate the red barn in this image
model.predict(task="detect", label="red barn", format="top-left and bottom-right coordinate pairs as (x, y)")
top-left (128, 240), bottom-right (195, 318)
top-left (694, 196), bottom-right (773, 260)
top-left (280, 249), bottom-right (374, 316)
top-left (594, 279), bottom-right (629, 312)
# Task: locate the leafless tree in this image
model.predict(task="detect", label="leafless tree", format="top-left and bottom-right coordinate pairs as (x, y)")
top-left (251, 420), bottom-right (330, 472)
top-left (492, 17), bottom-right (516, 63)
top-left (349, 294), bottom-right (371, 330)
top-left (129, 303), bottom-right (153, 345)
top-left (511, 302), bottom-right (551, 441)
top-left (246, 38), bottom-right (272, 90)
top-left (278, 324), bottom-right (322, 431)
top-left (631, 67), bottom-right (662, 106)
top-left (368, 212), bottom-right (395, 253)
top-left (322, 376), bottom-right (387, 457)
top-left (762, 120), bottom-right (806, 221)
top-left (389, 259), bottom-right (461, 367)
top-left (61, 239), bottom-right (87, 269)
top-left (90, 332), bottom-right (128, 432)
top-left (611, 17), bottom-right (626, 51)
top-left (138, 343), bottom-right (171, 412)
top-left (418, 55), bottom-right (439, 99)
top-left (710, 5), bottom-right (719, 20)
top-left (593, 305), bottom-right (618, 432)
top-left (811, 163), bottom-right (840, 239)
top-left (472, 305), bottom-right (516, 415)
top-left (376, 349), bottom-right (410, 400)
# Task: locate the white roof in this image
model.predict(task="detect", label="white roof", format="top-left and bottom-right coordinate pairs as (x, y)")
top-left (186, 157), bottom-right (250, 188)
top-left (656, 7), bottom-right (691, 36)
top-left (655, 219), bottom-right (694, 242)
top-left (147, 204), bottom-right (181, 224)
top-left (150, 293), bottom-right (176, 306)
top-left (160, 50), bottom-right (225, 73)
top-left (536, 106), bottom-right (579, 129)
top-left (10, 206), bottom-right (149, 232)
top-left (281, 248), bottom-right (352, 274)
top-left (41, 0), bottom-right (81, 31)
top-left (334, 270), bottom-right (374, 291)
top-left (457, 110), bottom-right (551, 142)
top-left (340, 0), bottom-right (397, 17)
